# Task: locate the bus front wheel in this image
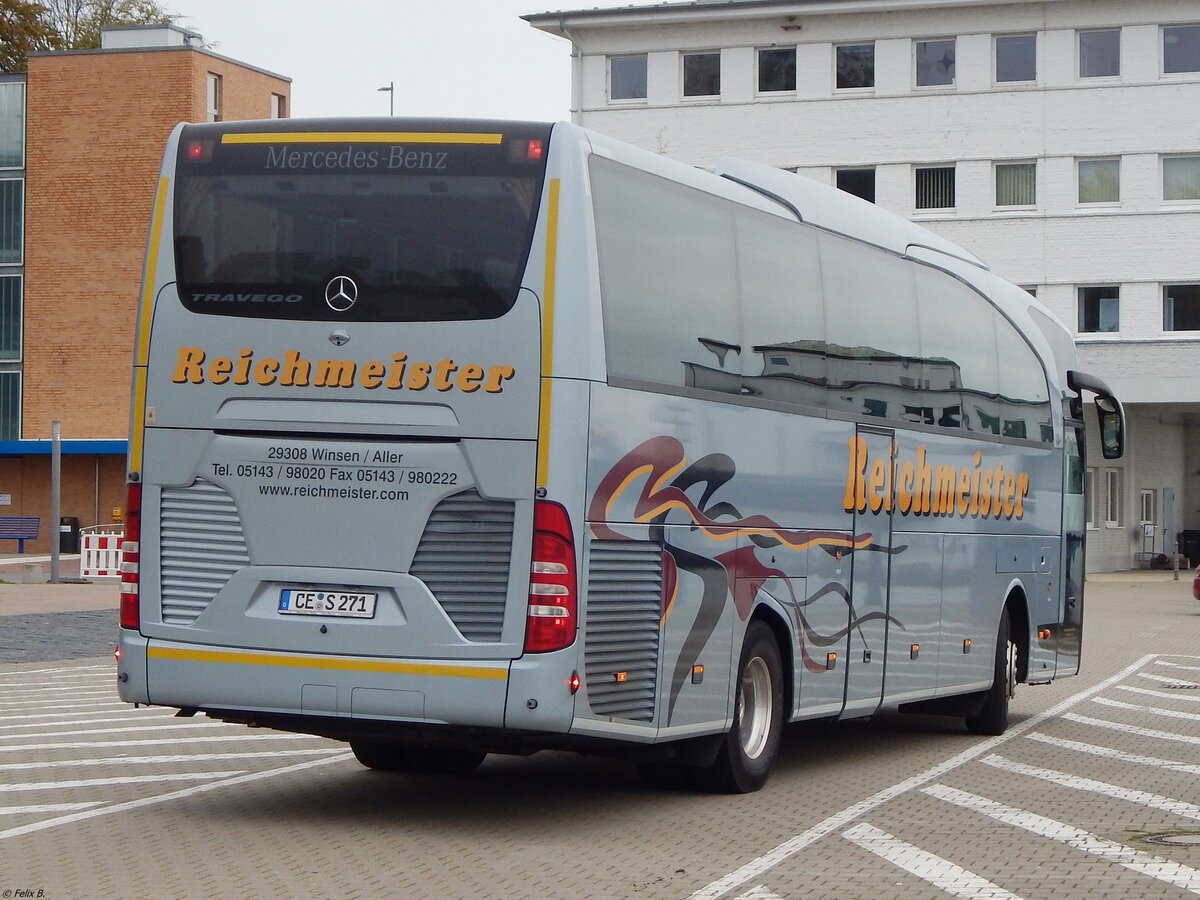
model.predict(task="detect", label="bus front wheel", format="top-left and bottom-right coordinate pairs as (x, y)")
top-left (695, 621), bottom-right (784, 793)
top-left (965, 607), bottom-right (1015, 736)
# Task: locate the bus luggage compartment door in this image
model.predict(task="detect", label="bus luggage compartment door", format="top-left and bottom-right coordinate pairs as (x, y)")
top-left (841, 426), bottom-right (895, 717)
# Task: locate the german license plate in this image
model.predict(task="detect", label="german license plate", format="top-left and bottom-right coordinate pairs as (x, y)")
top-left (278, 588), bottom-right (377, 619)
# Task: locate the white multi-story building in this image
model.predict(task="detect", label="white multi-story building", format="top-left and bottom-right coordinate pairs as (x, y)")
top-left (527, 0), bottom-right (1200, 571)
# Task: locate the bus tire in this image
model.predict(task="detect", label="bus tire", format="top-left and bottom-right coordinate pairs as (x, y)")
top-left (351, 740), bottom-right (486, 775)
top-left (966, 607), bottom-right (1015, 736)
top-left (695, 621), bottom-right (784, 794)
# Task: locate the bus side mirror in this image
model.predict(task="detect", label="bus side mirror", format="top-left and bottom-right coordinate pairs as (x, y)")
top-left (1095, 396), bottom-right (1124, 460)
top-left (1068, 370), bottom-right (1125, 461)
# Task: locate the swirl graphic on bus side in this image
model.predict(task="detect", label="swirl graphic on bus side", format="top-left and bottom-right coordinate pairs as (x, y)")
top-left (589, 435), bottom-right (907, 723)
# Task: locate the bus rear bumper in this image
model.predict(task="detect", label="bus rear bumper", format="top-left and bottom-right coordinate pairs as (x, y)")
top-left (133, 638), bottom-right (512, 728)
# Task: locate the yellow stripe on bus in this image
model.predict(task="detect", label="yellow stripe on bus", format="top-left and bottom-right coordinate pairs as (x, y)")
top-left (220, 132), bottom-right (503, 145)
top-left (147, 646), bottom-right (509, 681)
top-left (135, 177), bottom-right (170, 367)
top-left (536, 178), bottom-right (561, 490)
top-left (128, 367), bottom-right (148, 476)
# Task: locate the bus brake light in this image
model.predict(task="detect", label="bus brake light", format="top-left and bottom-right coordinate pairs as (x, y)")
top-left (524, 500), bottom-right (576, 653)
top-left (527, 139), bottom-right (544, 161)
top-left (119, 482), bottom-right (142, 631)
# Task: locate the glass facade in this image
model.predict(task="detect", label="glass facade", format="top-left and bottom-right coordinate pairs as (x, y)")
top-left (0, 78), bottom-right (22, 442)
top-left (0, 82), bottom-right (24, 169)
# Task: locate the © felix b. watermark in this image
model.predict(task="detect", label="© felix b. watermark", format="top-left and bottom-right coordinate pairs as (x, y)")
top-left (3, 890), bottom-right (47, 898)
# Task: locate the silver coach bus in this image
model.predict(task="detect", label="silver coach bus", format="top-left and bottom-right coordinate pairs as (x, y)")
top-left (118, 118), bottom-right (1124, 792)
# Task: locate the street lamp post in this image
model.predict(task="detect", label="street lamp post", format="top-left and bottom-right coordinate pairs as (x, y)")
top-left (377, 82), bottom-right (394, 116)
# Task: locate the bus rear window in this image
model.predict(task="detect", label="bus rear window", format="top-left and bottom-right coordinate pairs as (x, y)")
top-left (172, 122), bottom-right (551, 322)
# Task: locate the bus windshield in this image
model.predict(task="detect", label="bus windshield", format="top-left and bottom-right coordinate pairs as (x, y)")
top-left (172, 122), bottom-right (551, 322)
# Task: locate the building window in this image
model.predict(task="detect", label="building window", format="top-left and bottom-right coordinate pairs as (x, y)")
top-left (609, 55), bottom-right (647, 101)
top-left (1021, 285), bottom-right (1038, 297)
top-left (1163, 24), bottom-right (1200, 74)
top-left (1079, 285), bottom-right (1119, 333)
top-left (1164, 156), bottom-right (1200, 201)
top-left (836, 43), bottom-right (875, 89)
top-left (995, 33), bottom-right (1036, 83)
top-left (0, 82), bottom-right (24, 169)
top-left (0, 179), bottom-right (21, 265)
top-left (270, 93), bottom-right (287, 118)
top-left (757, 47), bottom-right (796, 93)
top-left (836, 167), bottom-right (875, 203)
top-left (1139, 488), bottom-right (1156, 526)
top-left (1086, 467), bottom-right (1096, 529)
top-left (1078, 158), bottom-right (1120, 204)
top-left (1079, 29), bottom-right (1120, 78)
top-left (1104, 469), bottom-right (1122, 527)
top-left (915, 38), bottom-right (956, 87)
top-left (682, 52), bottom-right (721, 97)
top-left (0, 370), bottom-right (16, 441)
top-left (205, 73), bottom-right (222, 122)
top-left (995, 161), bottom-right (1036, 207)
top-left (1164, 284), bottom-right (1200, 331)
top-left (915, 166), bottom-right (955, 210)
top-left (0, 275), bottom-right (19, 360)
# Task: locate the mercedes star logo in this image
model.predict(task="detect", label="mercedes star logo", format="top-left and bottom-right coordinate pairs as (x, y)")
top-left (325, 275), bottom-right (358, 312)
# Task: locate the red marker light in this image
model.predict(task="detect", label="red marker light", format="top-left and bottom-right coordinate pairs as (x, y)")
top-left (527, 139), bottom-right (544, 161)
top-left (185, 140), bottom-right (213, 163)
top-left (187, 141), bottom-right (204, 160)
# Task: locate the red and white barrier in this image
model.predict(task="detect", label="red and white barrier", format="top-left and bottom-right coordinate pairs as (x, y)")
top-left (80, 527), bottom-right (123, 578)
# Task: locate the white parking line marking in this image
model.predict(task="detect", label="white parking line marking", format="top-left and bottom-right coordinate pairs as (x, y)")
top-left (923, 784), bottom-right (1200, 894)
top-left (1, 733), bottom-right (328, 753)
top-left (733, 887), bottom-right (784, 900)
top-left (1027, 733), bottom-right (1200, 775)
top-left (0, 712), bottom-right (175, 732)
top-left (0, 721), bottom-right (233, 744)
top-left (0, 699), bottom-right (127, 712)
top-left (1064, 712), bottom-right (1200, 746)
top-left (0, 683), bottom-right (114, 694)
top-left (0, 665), bottom-right (109, 679)
top-left (1156, 661), bottom-right (1200, 672)
top-left (0, 802), bottom-right (103, 816)
top-left (1117, 685), bottom-right (1200, 704)
top-left (0, 705), bottom-right (151, 723)
top-left (1139, 671), bottom-right (1200, 686)
top-left (0, 772), bottom-right (246, 792)
top-left (0, 674), bottom-right (112, 689)
top-left (1093, 696), bottom-right (1200, 722)
top-left (842, 822), bottom-right (1024, 900)
top-left (0, 749), bottom-right (340, 772)
top-left (687, 653), bottom-right (1156, 900)
top-left (0, 752), bottom-right (355, 842)
top-left (981, 754), bottom-right (1200, 821)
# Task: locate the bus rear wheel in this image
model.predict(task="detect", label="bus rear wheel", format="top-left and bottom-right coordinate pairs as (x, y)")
top-left (694, 621), bottom-right (784, 794)
top-left (350, 739), bottom-right (486, 775)
top-left (966, 608), bottom-right (1015, 736)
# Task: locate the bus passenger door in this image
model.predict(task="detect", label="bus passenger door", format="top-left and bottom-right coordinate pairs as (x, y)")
top-left (1058, 422), bottom-right (1086, 677)
top-left (842, 426), bottom-right (895, 717)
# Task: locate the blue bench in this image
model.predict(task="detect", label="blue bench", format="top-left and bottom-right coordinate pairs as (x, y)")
top-left (0, 516), bottom-right (39, 553)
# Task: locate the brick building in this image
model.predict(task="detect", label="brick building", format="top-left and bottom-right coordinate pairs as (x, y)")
top-left (0, 25), bottom-right (289, 553)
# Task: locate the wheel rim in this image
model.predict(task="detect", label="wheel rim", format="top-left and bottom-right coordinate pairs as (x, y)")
top-left (738, 655), bottom-right (773, 760)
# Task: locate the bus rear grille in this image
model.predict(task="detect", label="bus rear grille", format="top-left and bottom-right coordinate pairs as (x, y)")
top-left (584, 540), bottom-right (662, 723)
top-left (159, 479), bottom-right (250, 626)
top-left (411, 491), bottom-right (515, 643)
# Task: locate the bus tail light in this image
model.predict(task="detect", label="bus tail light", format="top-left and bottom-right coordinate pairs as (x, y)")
top-left (524, 500), bottom-right (577, 653)
top-left (119, 482), bottom-right (142, 630)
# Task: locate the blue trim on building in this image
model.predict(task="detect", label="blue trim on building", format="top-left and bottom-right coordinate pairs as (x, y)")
top-left (0, 440), bottom-right (127, 455)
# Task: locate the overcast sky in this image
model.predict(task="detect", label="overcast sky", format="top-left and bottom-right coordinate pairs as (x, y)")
top-left (176, 0), bottom-right (626, 121)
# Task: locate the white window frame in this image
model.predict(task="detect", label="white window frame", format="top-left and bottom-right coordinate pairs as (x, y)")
top-left (205, 73), bottom-right (222, 123)
top-left (994, 32), bottom-right (1037, 85)
top-left (0, 273), bottom-right (21, 362)
top-left (681, 50), bottom-right (722, 99)
top-left (914, 37), bottom-right (957, 89)
top-left (1078, 28), bottom-right (1121, 80)
top-left (1162, 23), bottom-right (1200, 76)
top-left (994, 160), bottom-right (1037, 209)
top-left (1139, 488), bottom-right (1156, 526)
top-left (1104, 469), bottom-right (1122, 528)
top-left (0, 177), bottom-right (23, 268)
top-left (1076, 157), bottom-right (1120, 206)
top-left (835, 42), bottom-right (876, 91)
top-left (1162, 154), bottom-right (1200, 204)
top-left (1085, 467), bottom-right (1096, 529)
top-left (755, 46), bottom-right (797, 96)
top-left (914, 164), bottom-right (956, 211)
top-left (0, 81), bottom-right (25, 172)
top-left (269, 93), bottom-right (286, 119)
top-left (1163, 282), bottom-right (1200, 332)
top-left (608, 54), bottom-right (648, 103)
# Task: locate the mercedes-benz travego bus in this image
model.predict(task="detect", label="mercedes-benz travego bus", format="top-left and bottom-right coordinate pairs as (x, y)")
top-left (118, 118), bottom-right (1124, 793)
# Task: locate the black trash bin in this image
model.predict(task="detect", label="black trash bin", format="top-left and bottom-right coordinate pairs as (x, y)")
top-left (59, 516), bottom-right (80, 553)
top-left (1180, 529), bottom-right (1200, 568)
